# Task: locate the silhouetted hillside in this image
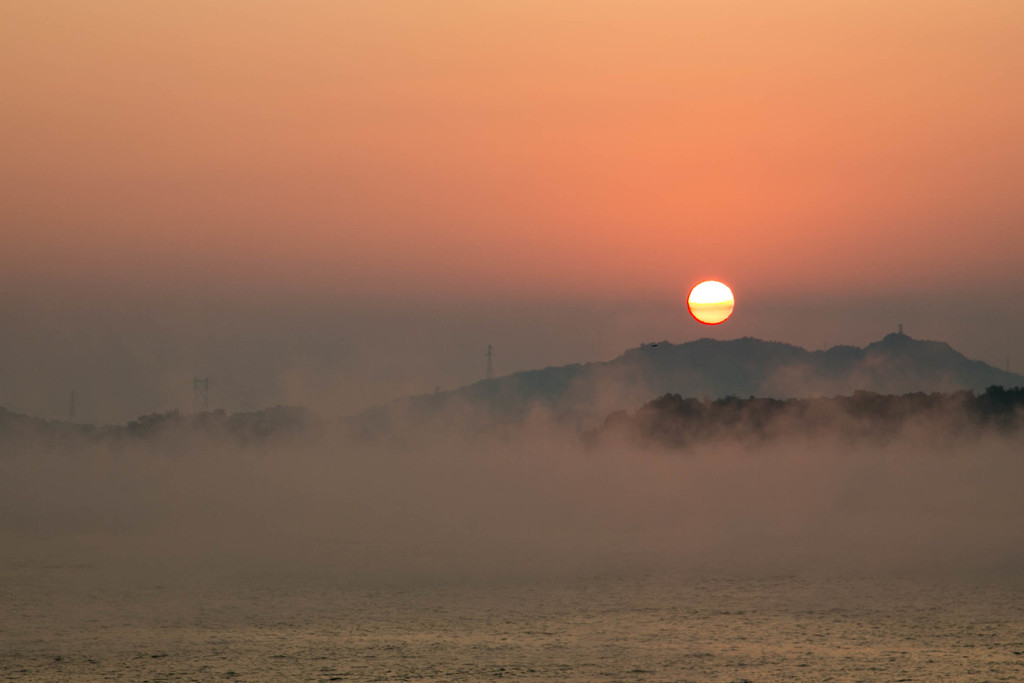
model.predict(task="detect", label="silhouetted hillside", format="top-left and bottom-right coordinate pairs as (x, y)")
top-left (364, 333), bottom-right (1023, 430)
top-left (0, 407), bottom-right (95, 443)
top-left (0, 405), bottom-right (323, 448)
top-left (588, 386), bottom-right (1024, 449)
top-left (4, 334), bottom-right (1020, 444)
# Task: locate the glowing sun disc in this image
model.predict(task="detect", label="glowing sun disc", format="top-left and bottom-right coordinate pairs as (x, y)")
top-left (687, 280), bottom-right (735, 325)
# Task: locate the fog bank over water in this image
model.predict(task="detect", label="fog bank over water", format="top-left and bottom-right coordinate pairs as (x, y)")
top-left (6, 396), bottom-right (1024, 680)
top-left (4, 409), bottom-right (1023, 581)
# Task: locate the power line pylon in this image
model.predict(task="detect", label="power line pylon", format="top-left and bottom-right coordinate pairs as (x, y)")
top-left (485, 344), bottom-right (495, 380)
top-left (193, 377), bottom-right (209, 413)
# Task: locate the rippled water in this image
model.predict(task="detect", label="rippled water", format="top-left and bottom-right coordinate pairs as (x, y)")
top-left (4, 558), bottom-right (1024, 682)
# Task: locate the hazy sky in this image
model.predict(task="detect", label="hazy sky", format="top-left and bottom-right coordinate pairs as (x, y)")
top-left (2, 1), bottom-right (1023, 421)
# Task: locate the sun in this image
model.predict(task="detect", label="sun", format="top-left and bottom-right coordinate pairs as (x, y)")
top-left (687, 280), bottom-right (735, 325)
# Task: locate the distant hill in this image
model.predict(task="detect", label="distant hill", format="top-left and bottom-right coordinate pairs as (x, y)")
top-left (0, 405), bottom-right (323, 447)
top-left (362, 333), bottom-right (1024, 430)
top-left (5, 334), bottom-right (1018, 442)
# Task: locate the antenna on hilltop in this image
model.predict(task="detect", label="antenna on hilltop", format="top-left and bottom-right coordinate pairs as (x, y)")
top-left (485, 344), bottom-right (495, 380)
top-left (898, 323), bottom-right (904, 336)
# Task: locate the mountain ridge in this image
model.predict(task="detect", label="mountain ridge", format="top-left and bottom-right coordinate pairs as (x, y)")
top-left (375, 333), bottom-right (1023, 427)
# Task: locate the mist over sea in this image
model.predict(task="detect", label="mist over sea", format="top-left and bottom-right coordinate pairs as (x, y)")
top-left (4, 408), bottom-right (1024, 681)
top-left (6, 0), bottom-right (1024, 677)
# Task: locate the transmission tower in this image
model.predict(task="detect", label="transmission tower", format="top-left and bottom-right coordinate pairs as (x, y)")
top-left (485, 344), bottom-right (495, 380)
top-left (193, 377), bottom-right (210, 413)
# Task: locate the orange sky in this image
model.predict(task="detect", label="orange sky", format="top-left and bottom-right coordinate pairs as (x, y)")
top-left (2, 1), bottom-right (1024, 420)
top-left (3, 0), bottom-right (1023, 303)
